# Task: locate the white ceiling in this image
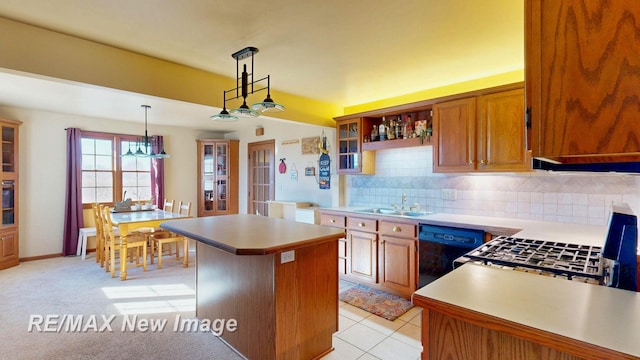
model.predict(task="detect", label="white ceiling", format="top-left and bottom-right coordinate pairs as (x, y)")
top-left (0, 0), bottom-right (524, 131)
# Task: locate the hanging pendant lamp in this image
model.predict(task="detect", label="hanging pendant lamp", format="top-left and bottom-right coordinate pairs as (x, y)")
top-left (211, 47), bottom-right (285, 121)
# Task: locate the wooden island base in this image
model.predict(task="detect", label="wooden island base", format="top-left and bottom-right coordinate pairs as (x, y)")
top-left (197, 240), bottom-right (337, 359)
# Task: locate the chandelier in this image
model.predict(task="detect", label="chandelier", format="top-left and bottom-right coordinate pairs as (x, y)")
top-left (211, 46), bottom-right (285, 121)
top-left (122, 105), bottom-right (170, 158)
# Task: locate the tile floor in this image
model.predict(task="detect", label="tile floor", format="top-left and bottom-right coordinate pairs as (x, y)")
top-left (321, 281), bottom-right (423, 360)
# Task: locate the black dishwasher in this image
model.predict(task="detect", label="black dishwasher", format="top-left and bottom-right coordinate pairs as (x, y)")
top-left (418, 224), bottom-right (484, 287)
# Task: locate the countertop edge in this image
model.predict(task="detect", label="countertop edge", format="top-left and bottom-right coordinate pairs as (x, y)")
top-left (160, 215), bottom-right (344, 255)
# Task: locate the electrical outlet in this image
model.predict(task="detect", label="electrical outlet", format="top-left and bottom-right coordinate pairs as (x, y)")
top-left (442, 189), bottom-right (457, 201)
top-left (281, 250), bottom-right (295, 264)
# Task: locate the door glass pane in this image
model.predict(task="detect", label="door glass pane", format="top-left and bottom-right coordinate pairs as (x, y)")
top-left (2, 127), bottom-right (15, 173)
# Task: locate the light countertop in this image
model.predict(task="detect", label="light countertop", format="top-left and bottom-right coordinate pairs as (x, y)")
top-left (160, 214), bottom-right (344, 255)
top-left (320, 207), bottom-right (608, 247)
top-left (413, 264), bottom-right (640, 358)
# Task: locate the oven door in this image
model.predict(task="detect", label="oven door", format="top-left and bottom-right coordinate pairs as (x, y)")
top-left (418, 224), bottom-right (484, 288)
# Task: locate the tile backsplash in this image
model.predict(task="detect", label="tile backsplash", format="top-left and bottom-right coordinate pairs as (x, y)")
top-left (346, 146), bottom-right (640, 226)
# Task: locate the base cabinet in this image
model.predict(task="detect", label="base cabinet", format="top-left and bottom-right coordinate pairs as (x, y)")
top-left (0, 229), bottom-right (18, 269)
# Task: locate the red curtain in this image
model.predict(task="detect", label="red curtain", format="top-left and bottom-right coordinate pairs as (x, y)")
top-left (62, 128), bottom-right (84, 256)
top-left (151, 135), bottom-right (165, 207)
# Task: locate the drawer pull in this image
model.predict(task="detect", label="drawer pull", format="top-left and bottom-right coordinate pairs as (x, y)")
top-left (330, 219), bottom-right (336, 223)
top-left (392, 226), bottom-right (401, 232)
top-left (358, 222), bottom-right (365, 227)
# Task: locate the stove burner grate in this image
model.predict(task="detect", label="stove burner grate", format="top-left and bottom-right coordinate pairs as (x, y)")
top-left (461, 236), bottom-right (603, 281)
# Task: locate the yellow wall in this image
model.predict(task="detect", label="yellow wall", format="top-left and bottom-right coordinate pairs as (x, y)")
top-left (0, 16), bottom-right (339, 128)
top-left (343, 70), bottom-right (524, 115)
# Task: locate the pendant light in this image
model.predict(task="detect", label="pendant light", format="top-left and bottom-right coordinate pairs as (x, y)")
top-left (122, 105), bottom-right (170, 158)
top-left (211, 47), bottom-right (285, 121)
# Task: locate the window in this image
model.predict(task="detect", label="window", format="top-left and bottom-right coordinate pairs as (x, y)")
top-left (81, 132), bottom-right (152, 206)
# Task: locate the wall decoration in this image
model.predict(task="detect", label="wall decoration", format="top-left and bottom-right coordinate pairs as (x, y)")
top-left (305, 166), bottom-right (316, 176)
top-left (279, 158), bottom-right (287, 174)
top-left (301, 136), bottom-right (321, 154)
top-left (281, 139), bottom-right (299, 145)
top-left (318, 132), bottom-right (330, 189)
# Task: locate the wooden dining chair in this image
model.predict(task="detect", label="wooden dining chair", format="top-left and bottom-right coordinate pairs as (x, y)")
top-left (92, 203), bottom-right (105, 266)
top-left (151, 201), bottom-right (192, 269)
top-left (133, 198), bottom-right (175, 254)
top-left (102, 206), bottom-right (149, 278)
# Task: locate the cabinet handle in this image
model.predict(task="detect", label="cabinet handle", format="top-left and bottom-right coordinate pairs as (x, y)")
top-left (392, 226), bottom-right (401, 232)
top-left (330, 219), bottom-right (336, 223)
top-left (480, 160), bottom-right (486, 165)
top-left (468, 160), bottom-right (474, 165)
top-left (358, 222), bottom-right (365, 227)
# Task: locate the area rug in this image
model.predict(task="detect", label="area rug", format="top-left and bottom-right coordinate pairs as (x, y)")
top-left (339, 284), bottom-right (414, 321)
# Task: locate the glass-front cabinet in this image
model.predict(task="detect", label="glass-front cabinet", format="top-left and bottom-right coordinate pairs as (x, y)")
top-left (0, 119), bottom-right (20, 271)
top-left (197, 139), bottom-right (239, 217)
top-left (336, 118), bottom-right (374, 174)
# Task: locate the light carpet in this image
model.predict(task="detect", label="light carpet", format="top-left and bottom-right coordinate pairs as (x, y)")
top-left (339, 284), bottom-right (414, 321)
top-left (0, 252), bottom-right (244, 360)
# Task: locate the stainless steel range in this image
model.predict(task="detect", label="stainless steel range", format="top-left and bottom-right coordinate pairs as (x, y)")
top-left (455, 203), bottom-right (638, 291)
top-left (455, 236), bottom-right (604, 284)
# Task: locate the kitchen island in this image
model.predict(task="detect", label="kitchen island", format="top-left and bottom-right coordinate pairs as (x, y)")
top-left (160, 214), bottom-right (345, 360)
top-left (412, 264), bottom-right (640, 360)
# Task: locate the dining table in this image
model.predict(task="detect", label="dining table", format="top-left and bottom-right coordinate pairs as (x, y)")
top-left (110, 209), bottom-right (191, 280)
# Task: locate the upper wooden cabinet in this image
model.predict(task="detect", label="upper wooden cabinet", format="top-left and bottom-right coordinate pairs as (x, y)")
top-left (196, 139), bottom-right (239, 217)
top-left (336, 118), bottom-right (375, 174)
top-left (526, 1), bottom-right (640, 163)
top-left (434, 88), bottom-right (529, 173)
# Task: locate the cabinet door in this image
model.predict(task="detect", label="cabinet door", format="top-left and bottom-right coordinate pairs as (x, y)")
top-left (338, 237), bottom-right (348, 276)
top-left (1, 125), bottom-right (17, 176)
top-left (527, 0), bottom-right (640, 161)
top-left (477, 89), bottom-right (529, 171)
top-left (379, 236), bottom-right (416, 296)
top-left (347, 230), bottom-right (377, 283)
top-left (201, 143), bottom-right (215, 215)
top-left (197, 140), bottom-right (238, 217)
top-left (215, 142), bottom-right (229, 212)
top-left (0, 230), bottom-right (18, 269)
top-left (433, 97), bottom-right (477, 172)
top-left (337, 119), bottom-right (361, 173)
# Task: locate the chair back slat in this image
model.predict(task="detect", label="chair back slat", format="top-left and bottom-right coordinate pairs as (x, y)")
top-left (163, 199), bottom-right (175, 212)
top-left (178, 201), bottom-right (192, 216)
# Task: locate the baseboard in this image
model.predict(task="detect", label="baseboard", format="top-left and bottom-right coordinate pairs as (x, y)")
top-left (20, 253), bottom-right (63, 262)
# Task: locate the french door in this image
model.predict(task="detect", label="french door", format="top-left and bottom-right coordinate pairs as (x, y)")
top-left (248, 140), bottom-right (275, 216)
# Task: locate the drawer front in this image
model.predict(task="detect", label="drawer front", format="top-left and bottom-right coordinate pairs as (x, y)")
top-left (379, 221), bottom-right (416, 239)
top-left (320, 213), bottom-right (346, 228)
top-left (347, 217), bottom-right (377, 232)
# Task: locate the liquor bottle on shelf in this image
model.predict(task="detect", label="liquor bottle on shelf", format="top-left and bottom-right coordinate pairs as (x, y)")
top-left (388, 118), bottom-right (395, 140)
top-left (379, 117), bottom-right (387, 141)
top-left (395, 116), bottom-right (402, 140)
top-left (371, 124), bottom-right (379, 142)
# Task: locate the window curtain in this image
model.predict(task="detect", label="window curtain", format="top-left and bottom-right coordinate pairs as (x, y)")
top-left (151, 135), bottom-right (165, 207)
top-left (62, 128), bottom-right (83, 256)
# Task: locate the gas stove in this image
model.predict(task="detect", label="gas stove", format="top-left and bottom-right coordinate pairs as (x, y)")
top-left (455, 236), bottom-right (604, 284)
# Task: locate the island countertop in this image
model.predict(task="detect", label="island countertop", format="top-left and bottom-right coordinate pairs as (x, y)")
top-left (160, 213), bottom-right (345, 255)
top-left (413, 264), bottom-right (640, 359)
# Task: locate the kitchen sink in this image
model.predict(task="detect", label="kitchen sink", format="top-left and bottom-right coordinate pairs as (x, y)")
top-left (353, 208), bottom-right (431, 217)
